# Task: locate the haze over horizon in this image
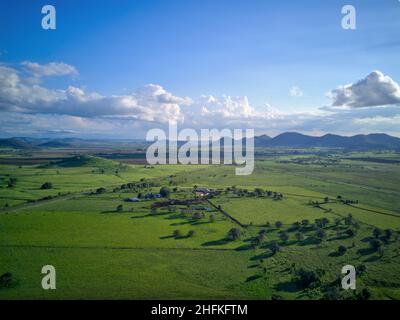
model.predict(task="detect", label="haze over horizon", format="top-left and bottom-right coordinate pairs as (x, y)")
top-left (1, 0), bottom-right (400, 139)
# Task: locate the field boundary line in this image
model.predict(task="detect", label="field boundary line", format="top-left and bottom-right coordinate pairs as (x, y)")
top-left (206, 199), bottom-right (247, 228)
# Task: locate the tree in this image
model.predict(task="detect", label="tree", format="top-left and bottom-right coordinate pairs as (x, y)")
top-left (370, 239), bottom-right (382, 251)
top-left (252, 234), bottom-right (264, 247)
top-left (40, 182), bottom-right (53, 190)
top-left (358, 288), bottom-right (371, 300)
top-left (7, 177), bottom-right (17, 188)
top-left (383, 229), bottom-right (393, 241)
top-left (275, 221), bottom-right (283, 229)
top-left (116, 204), bottom-right (123, 212)
top-left (187, 230), bottom-right (196, 238)
top-left (344, 214), bottom-right (353, 226)
top-left (334, 218), bottom-right (342, 226)
top-left (345, 228), bottom-right (356, 238)
top-left (301, 219), bottom-right (309, 227)
top-left (295, 232), bottom-right (304, 242)
top-left (269, 241), bottom-right (280, 255)
top-left (279, 232), bottom-right (289, 243)
top-left (315, 228), bottom-right (327, 241)
top-left (159, 187), bottom-right (170, 198)
top-left (356, 264), bottom-right (367, 274)
top-left (338, 245), bottom-right (347, 255)
top-left (96, 187), bottom-right (106, 194)
top-left (209, 214), bottom-right (216, 223)
top-left (295, 269), bottom-right (321, 289)
top-left (192, 212), bottom-right (204, 220)
top-left (173, 230), bottom-right (182, 238)
top-left (373, 228), bottom-right (382, 239)
top-left (0, 272), bottom-right (13, 288)
top-left (228, 228), bottom-right (241, 241)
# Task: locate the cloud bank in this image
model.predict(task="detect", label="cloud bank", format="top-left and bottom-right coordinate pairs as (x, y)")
top-left (0, 61), bottom-right (399, 138)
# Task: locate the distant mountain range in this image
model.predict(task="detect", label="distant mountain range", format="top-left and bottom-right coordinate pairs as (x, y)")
top-left (1, 132), bottom-right (400, 150)
top-left (251, 132), bottom-right (400, 150)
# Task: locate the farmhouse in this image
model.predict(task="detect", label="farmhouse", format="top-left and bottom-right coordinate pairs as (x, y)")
top-left (195, 187), bottom-right (211, 197)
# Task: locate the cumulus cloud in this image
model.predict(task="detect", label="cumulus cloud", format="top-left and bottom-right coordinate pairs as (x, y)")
top-left (1, 62), bottom-right (400, 138)
top-left (21, 61), bottom-right (78, 78)
top-left (327, 71), bottom-right (400, 108)
top-left (289, 86), bottom-right (303, 97)
top-left (0, 64), bottom-right (190, 124)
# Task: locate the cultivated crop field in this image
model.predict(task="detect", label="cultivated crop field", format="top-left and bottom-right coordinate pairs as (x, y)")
top-left (1, 151), bottom-right (400, 300)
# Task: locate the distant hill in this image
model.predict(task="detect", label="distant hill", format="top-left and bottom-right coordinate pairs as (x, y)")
top-left (45, 155), bottom-right (119, 168)
top-left (2, 133), bottom-right (400, 151)
top-left (254, 132), bottom-right (400, 150)
top-left (0, 138), bottom-right (33, 149)
top-left (38, 141), bottom-right (71, 148)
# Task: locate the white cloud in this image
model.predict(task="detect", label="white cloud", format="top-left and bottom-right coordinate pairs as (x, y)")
top-left (21, 61), bottom-right (78, 78)
top-left (327, 71), bottom-right (400, 108)
top-left (289, 86), bottom-right (303, 97)
top-left (0, 65), bottom-right (189, 124)
top-left (1, 62), bottom-right (400, 138)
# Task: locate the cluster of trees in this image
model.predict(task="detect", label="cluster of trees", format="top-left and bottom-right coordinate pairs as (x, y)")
top-left (336, 195), bottom-right (358, 205)
top-left (224, 186), bottom-right (284, 200)
top-left (294, 268), bottom-right (323, 289)
top-left (368, 228), bottom-right (397, 256)
top-left (112, 180), bottom-right (161, 194)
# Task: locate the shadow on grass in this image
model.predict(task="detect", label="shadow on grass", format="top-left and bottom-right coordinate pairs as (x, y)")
top-left (328, 251), bottom-right (345, 257)
top-left (275, 281), bottom-right (301, 293)
top-left (357, 247), bottom-right (375, 256)
top-left (250, 251), bottom-right (274, 261)
top-left (235, 244), bottom-right (254, 251)
top-left (201, 238), bottom-right (230, 247)
top-left (246, 275), bottom-right (262, 282)
top-left (159, 235), bottom-right (175, 240)
top-left (363, 255), bottom-right (381, 263)
top-left (297, 237), bottom-right (321, 246)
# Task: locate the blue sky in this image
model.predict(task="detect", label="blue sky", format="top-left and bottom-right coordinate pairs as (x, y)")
top-left (0, 0), bottom-right (400, 138)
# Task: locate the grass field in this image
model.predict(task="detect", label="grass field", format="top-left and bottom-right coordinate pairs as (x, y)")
top-left (1, 152), bottom-right (400, 300)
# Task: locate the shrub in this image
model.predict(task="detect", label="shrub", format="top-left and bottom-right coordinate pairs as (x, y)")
top-left (0, 272), bottom-right (13, 288)
top-left (338, 245), bottom-right (347, 255)
top-left (275, 221), bottom-right (283, 229)
top-left (159, 187), bottom-right (170, 198)
top-left (209, 214), bottom-right (216, 223)
top-left (383, 229), bottom-right (393, 241)
top-left (228, 228), bottom-right (242, 241)
top-left (192, 212), bottom-right (204, 220)
top-left (96, 187), bottom-right (106, 194)
top-left (301, 219), bottom-right (309, 226)
top-left (370, 239), bottom-right (382, 251)
top-left (40, 182), bottom-right (53, 190)
top-left (373, 228), bottom-right (382, 238)
top-left (315, 228), bottom-right (327, 241)
top-left (279, 232), bottom-right (289, 243)
top-left (295, 268), bottom-right (321, 289)
top-left (116, 204), bottom-right (123, 212)
top-left (358, 288), bottom-right (371, 300)
top-left (356, 264), bottom-right (367, 274)
top-left (269, 241), bottom-right (280, 255)
top-left (173, 230), bottom-right (182, 238)
top-left (295, 232), bottom-right (304, 242)
top-left (187, 230), bottom-right (196, 238)
top-left (7, 177), bottom-right (17, 188)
